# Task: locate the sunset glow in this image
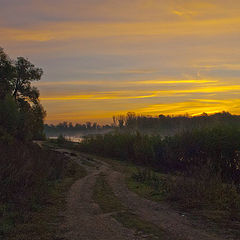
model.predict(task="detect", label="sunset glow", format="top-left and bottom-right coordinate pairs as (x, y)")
top-left (2, 0), bottom-right (240, 123)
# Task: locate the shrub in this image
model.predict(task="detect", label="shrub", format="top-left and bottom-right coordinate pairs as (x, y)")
top-left (168, 167), bottom-right (240, 211)
top-left (0, 140), bottom-right (67, 210)
top-left (79, 126), bottom-right (240, 184)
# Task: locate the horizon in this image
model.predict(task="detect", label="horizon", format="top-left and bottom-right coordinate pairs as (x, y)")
top-left (1, 0), bottom-right (240, 124)
top-left (44, 110), bottom-right (237, 126)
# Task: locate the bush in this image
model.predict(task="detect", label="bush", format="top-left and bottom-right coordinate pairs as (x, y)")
top-left (131, 166), bottom-right (240, 212)
top-left (57, 134), bottom-right (67, 144)
top-left (0, 140), bottom-right (67, 210)
top-left (79, 126), bottom-right (240, 184)
top-left (168, 167), bottom-right (240, 210)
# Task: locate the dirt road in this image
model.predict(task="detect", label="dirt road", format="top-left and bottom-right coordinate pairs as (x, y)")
top-left (56, 149), bottom-right (229, 240)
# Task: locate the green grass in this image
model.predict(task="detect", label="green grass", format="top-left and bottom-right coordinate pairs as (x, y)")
top-left (3, 160), bottom-right (86, 240)
top-left (127, 179), bottom-right (165, 202)
top-left (114, 211), bottom-right (171, 239)
top-left (93, 173), bottom-right (124, 213)
top-left (93, 174), bottom-right (173, 240)
top-left (127, 168), bottom-right (240, 240)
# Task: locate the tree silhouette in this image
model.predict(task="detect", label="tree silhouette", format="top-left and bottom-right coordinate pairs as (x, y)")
top-left (0, 48), bottom-right (15, 100)
top-left (13, 57), bottom-right (43, 104)
top-left (0, 47), bottom-right (46, 140)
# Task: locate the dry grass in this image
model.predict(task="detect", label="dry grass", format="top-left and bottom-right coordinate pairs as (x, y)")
top-left (128, 167), bottom-right (240, 239)
top-left (0, 142), bottom-right (86, 240)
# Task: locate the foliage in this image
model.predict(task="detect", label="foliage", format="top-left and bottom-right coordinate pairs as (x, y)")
top-left (0, 95), bottom-right (20, 140)
top-left (57, 134), bottom-right (67, 144)
top-left (0, 140), bottom-right (86, 238)
top-left (0, 142), bottom-right (65, 208)
top-left (79, 126), bottom-right (240, 185)
top-left (114, 111), bottom-right (240, 135)
top-left (0, 47), bottom-right (52, 237)
top-left (129, 166), bottom-right (240, 228)
top-left (80, 126), bottom-right (240, 214)
top-left (0, 47), bottom-right (46, 141)
top-left (0, 47), bottom-right (15, 100)
top-left (168, 168), bottom-right (240, 210)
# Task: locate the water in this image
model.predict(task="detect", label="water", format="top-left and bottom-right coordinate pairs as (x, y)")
top-left (49, 136), bottom-right (84, 143)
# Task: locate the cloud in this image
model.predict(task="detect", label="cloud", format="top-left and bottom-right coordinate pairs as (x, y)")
top-left (172, 10), bottom-right (196, 17)
top-left (132, 79), bottom-right (218, 85)
top-left (39, 84), bottom-right (240, 101)
top-left (36, 78), bottom-right (218, 87)
top-left (2, 15), bottom-right (240, 43)
top-left (136, 98), bottom-right (240, 116)
top-left (195, 63), bottom-right (240, 71)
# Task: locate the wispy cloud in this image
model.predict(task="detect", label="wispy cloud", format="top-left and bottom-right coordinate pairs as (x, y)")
top-left (40, 84), bottom-right (240, 101)
top-left (195, 63), bottom-right (240, 71)
top-left (2, 16), bottom-right (240, 43)
top-left (40, 91), bottom-right (157, 101)
top-left (137, 98), bottom-right (240, 116)
top-left (36, 78), bottom-right (218, 87)
top-left (132, 79), bottom-right (218, 85)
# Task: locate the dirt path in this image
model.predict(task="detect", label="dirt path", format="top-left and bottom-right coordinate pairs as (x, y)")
top-left (57, 150), bottom-right (140, 240)
top-left (56, 149), bottom-right (229, 240)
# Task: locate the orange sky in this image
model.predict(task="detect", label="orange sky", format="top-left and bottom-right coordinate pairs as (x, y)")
top-left (1, 0), bottom-right (240, 124)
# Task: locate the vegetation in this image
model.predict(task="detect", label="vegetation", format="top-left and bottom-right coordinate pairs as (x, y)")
top-left (2, 145), bottom-right (86, 240)
top-left (79, 127), bottom-right (240, 184)
top-left (127, 168), bottom-right (240, 239)
top-left (44, 121), bottom-right (113, 137)
top-left (79, 125), bottom-right (240, 213)
top-left (0, 47), bottom-right (46, 141)
top-left (0, 139), bottom-right (87, 239)
top-left (0, 48), bottom-right (86, 239)
top-left (113, 111), bottom-right (240, 135)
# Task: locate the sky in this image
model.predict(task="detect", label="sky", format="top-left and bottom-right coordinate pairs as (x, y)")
top-left (1, 0), bottom-right (240, 124)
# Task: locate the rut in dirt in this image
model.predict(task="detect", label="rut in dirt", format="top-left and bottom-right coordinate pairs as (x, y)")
top-left (57, 153), bottom-right (140, 240)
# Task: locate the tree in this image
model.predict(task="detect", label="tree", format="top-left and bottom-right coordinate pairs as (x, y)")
top-left (0, 48), bottom-right (15, 100)
top-left (86, 122), bottom-right (92, 129)
top-left (0, 47), bottom-right (46, 141)
top-left (0, 95), bottom-right (19, 138)
top-left (13, 57), bottom-right (43, 104)
top-left (118, 115), bottom-right (125, 128)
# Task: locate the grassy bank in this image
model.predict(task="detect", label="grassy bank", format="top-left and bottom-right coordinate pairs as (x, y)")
top-left (127, 168), bottom-right (240, 239)
top-left (0, 141), bottom-right (86, 240)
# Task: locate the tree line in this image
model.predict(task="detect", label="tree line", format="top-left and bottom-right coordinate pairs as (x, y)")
top-left (113, 111), bottom-right (240, 135)
top-left (44, 122), bottom-right (113, 136)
